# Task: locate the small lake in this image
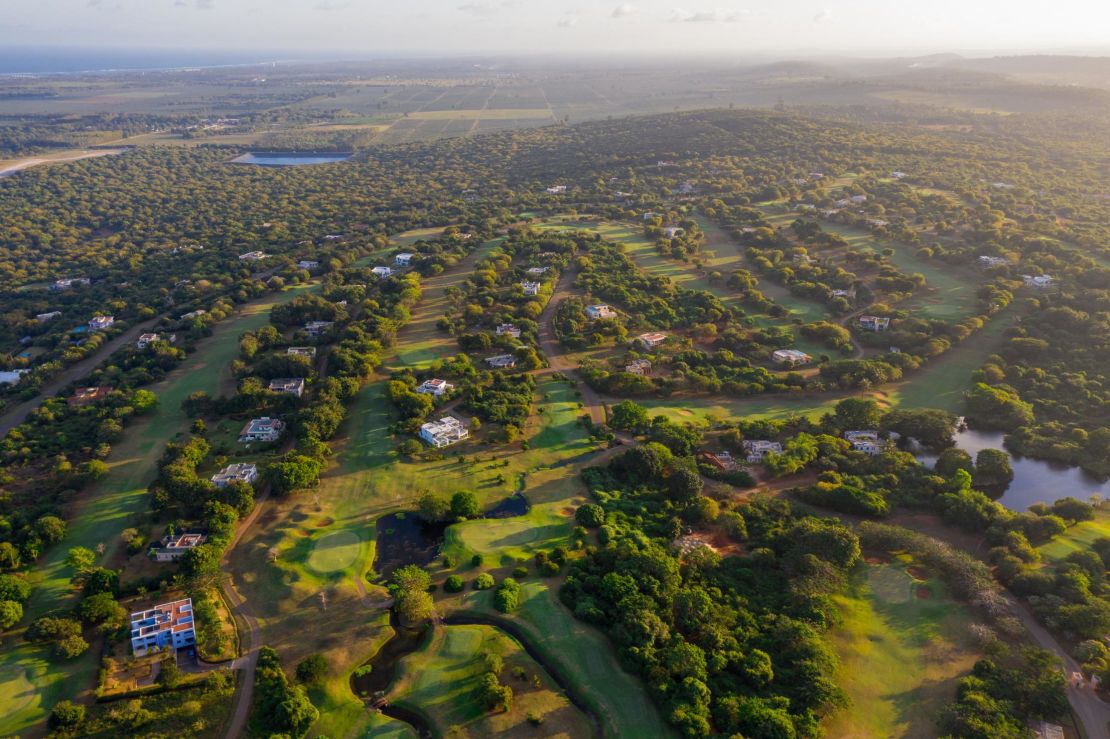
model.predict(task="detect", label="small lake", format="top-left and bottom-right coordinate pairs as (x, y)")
top-left (917, 426), bottom-right (1110, 511)
top-left (230, 152), bottom-right (352, 167)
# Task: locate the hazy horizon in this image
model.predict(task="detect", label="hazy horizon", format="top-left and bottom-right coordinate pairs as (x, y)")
top-left (3, 0), bottom-right (1109, 60)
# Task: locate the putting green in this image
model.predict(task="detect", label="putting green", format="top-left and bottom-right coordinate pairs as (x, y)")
top-left (867, 566), bottom-right (914, 604)
top-left (306, 530), bottom-right (362, 573)
top-left (0, 665), bottom-right (36, 716)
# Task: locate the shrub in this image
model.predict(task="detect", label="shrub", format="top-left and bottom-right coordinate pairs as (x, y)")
top-left (296, 653), bottom-right (328, 685)
top-left (49, 701), bottom-right (85, 729)
top-left (444, 575), bottom-right (465, 593)
top-left (494, 578), bottom-right (521, 613)
top-left (474, 573), bottom-right (495, 590)
top-left (512, 566), bottom-right (528, 578)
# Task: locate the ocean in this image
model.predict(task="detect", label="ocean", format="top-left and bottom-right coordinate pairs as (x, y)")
top-left (0, 47), bottom-right (307, 75)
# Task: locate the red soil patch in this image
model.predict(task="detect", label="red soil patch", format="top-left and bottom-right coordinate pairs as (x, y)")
top-left (315, 517), bottom-right (335, 528)
top-left (907, 565), bottom-right (931, 580)
top-left (561, 507), bottom-right (576, 517)
top-left (864, 552), bottom-right (893, 565)
top-left (916, 585), bottom-right (932, 600)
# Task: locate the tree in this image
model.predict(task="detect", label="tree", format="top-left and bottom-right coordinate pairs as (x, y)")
top-left (77, 592), bottom-right (126, 631)
top-left (474, 573), bottom-right (495, 590)
top-left (0, 542), bottom-right (22, 569)
top-left (451, 490), bottom-right (480, 520)
top-left (965, 383), bottom-right (1033, 430)
top-left (65, 547), bottom-right (96, 575)
top-left (265, 454), bottom-right (323, 495)
top-left (830, 397), bottom-right (883, 432)
top-left (393, 565), bottom-right (435, 624)
top-left (0, 574), bottom-right (31, 602)
top-left (417, 491), bottom-right (451, 522)
top-left (974, 449), bottom-right (1013, 487)
top-left (444, 575), bottom-right (464, 592)
top-left (668, 469), bottom-right (703, 505)
top-left (48, 701), bottom-right (85, 730)
top-left (35, 515), bottom-right (66, 545)
top-left (935, 447), bottom-right (974, 477)
top-left (0, 600), bottom-right (23, 629)
top-left (494, 578), bottom-right (521, 613)
top-left (296, 653), bottom-right (328, 685)
top-left (157, 652), bottom-right (183, 687)
top-left (477, 672), bottom-right (513, 712)
top-left (610, 400), bottom-right (649, 432)
top-left (575, 503), bottom-right (605, 528)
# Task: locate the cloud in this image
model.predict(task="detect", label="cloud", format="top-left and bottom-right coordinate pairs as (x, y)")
top-left (813, 8), bottom-right (832, 23)
top-left (670, 7), bottom-right (751, 23)
top-left (557, 12), bottom-right (579, 28)
top-left (316, 0), bottom-right (347, 9)
top-left (611, 3), bottom-right (642, 18)
top-left (458, 0), bottom-right (520, 15)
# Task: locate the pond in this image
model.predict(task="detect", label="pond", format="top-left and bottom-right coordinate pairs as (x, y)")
top-left (917, 426), bottom-right (1110, 511)
top-left (230, 152), bottom-right (352, 167)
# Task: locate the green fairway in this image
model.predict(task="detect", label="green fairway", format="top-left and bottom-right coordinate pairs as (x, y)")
top-left (444, 499), bottom-right (577, 566)
top-left (307, 530), bottom-right (364, 573)
top-left (450, 581), bottom-right (675, 738)
top-left (0, 286), bottom-right (312, 736)
top-left (1038, 510), bottom-right (1110, 564)
top-left (824, 561), bottom-right (979, 738)
top-left (389, 623), bottom-right (593, 737)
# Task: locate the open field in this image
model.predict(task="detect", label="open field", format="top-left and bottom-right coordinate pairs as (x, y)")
top-left (0, 285), bottom-right (311, 736)
top-left (824, 560), bottom-right (980, 738)
top-left (389, 623), bottom-right (593, 737)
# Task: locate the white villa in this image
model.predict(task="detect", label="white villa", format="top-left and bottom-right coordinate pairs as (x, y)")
top-left (978, 256), bottom-right (1009, 268)
top-left (238, 251), bottom-right (268, 261)
top-left (394, 253), bottom-right (415, 266)
top-left (743, 440), bottom-right (783, 463)
top-left (416, 378), bottom-right (453, 396)
top-left (239, 417), bottom-right (285, 443)
top-left (545, 185), bottom-right (567, 194)
top-left (50, 278), bottom-right (90, 291)
top-left (663, 226), bottom-right (686, 239)
top-left (772, 349), bottom-right (812, 367)
top-left (211, 463), bottom-right (259, 488)
top-left (520, 281), bottom-right (541, 296)
top-left (287, 346), bottom-right (317, 358)
top-left (0, 370), bottom-right (28, 386)
top-left (859, 315), bottom-right (891, 332)
top-left (136, 333), bottom-right (161, 349)
top-left (371, 266), bottom-right (394, 278)
top-left (526, 266), bottom-right (549, 275)
top-left (1023, 274), bottom-right (1054, 289)
top-left (485, 354), bottom-right (518, 369)
top-left (36, 311), bottom-right (62, 323)
top-left (625, 359), bottom-right (652, 376)
top-left (419, 416), bottom-right (470, 448)
top-left (268, 378), bottom-right (306, 398)
top-left (844, 430), bottom-right (898, 456)
top-left (586, 304), bottom-right (617, 320)
top-left (304, 321), bottom-right (334, 337)
top-left (638, 332), bottom-right (667, 349)
top-left (151, 533), bottom-right (207, 563)
top-left (88, 315), bottom-right (115, 331)
top-left (496, 323), bottom-right (522, 338)
top-left (297, 260), bottom-right (321, 271)
top-left (130, 599), bottom-right (195, 656)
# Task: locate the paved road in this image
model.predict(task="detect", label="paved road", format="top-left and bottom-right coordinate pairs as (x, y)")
top-left (0, 317), bottom-right (160, 436)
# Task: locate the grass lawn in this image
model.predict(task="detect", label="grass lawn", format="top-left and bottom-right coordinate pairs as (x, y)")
top-left (0, 286), bottom-right (310, 736)
top-left (1038, 510), bottom-right (1110, 564)
top-left (443, 582), bottom-right (675, 738)
top-left (823, 560), bottom-right (980, 738)
top-left (388, 623), bottom-right (593, 737)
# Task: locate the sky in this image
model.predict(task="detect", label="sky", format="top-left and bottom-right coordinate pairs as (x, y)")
top-left (2, 0), bottom-right (1110, 58)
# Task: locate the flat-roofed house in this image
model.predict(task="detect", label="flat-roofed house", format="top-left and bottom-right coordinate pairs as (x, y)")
top-left (520, 281), bottom-right (541, 296)
top-left (545, 185), bottom-right (567, 194)
top-left (394, 253), bottom-right (415, 266)
top-left (130, 599), bottom-right (195, 656)
top-left (287, 346), bottom-right (317, 358)
top-left (1023, 274), bottom-right (1054, 289)
top-left (88, 315), bottom-right (115, 331)
top-left (843, 430), bottom-right (895, 456)
top-left (586, 304), bottom-right (617, 320)
top-left (304, 321), bottom-right (334, 337)
top-left (268, 378), bottom-right (306, 398)
top-left (526, 266), bottom-right (549, 275)
top-left (152, 532), bottom-right (207, 562)
top-left (638, 332), bottom-right (667, 348)
top-left (485, 354), bottom-right (518, 369)
top-left (496, 323), bottom-right (522, 338)
top-left (625, 359), bottom-right (652, 375)
top-left (238, 251), bottom-right (268, 261)
top-left (772, 349), bottom-right (812, 367)
top-left (297, 259), bottom-right (320, 271)
top-left (36, 311), bottom-right (62, 323)
top-left (859, 315), bottom-right (890, 332)
top-left (663, 226), bottom-right (686, 239)
top-left (371, 266), bottom-right (393, 278)
top-left (742, 440), bottom-right (783, 463)
top-left (416, 378), bottom-right (453, 396)
top-left (419, 416), bottom-right (469, 448)
top-left (238, 417), bottom-right (284, 443)
top-left (211, 462), bottom-right (259, 488)
top-left (0, 370), bottom-right (28, 386)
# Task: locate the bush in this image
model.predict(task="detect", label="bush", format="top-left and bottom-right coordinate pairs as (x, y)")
top-left (49, 700), bottom-right (85, 729)
top-left (444, 575), bottom-right (465, 593)
top-left (474, 573), bottom-right (495, 590)
top-left (512, 566), bottom-right (528, 578)
top-left (494, 578), bottom-right (521, 613)
top-left (296, 653), bottom-right (328, 685)
top-left (574, 503), bottom-right (605, 528)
